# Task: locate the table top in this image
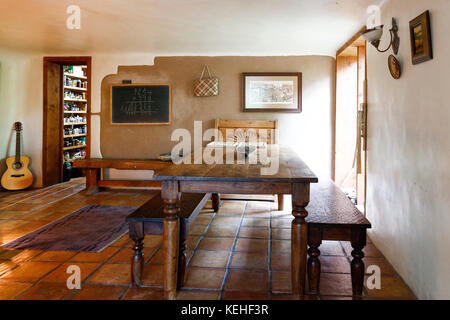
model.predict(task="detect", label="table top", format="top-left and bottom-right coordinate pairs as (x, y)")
top-left (154, 145), bottom-right (318, 183)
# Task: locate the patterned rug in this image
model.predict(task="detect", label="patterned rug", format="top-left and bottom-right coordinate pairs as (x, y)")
top-left (1, 205), bottom-right (137, 252)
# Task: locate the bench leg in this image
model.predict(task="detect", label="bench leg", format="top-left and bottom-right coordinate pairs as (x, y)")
top-left (351, 228), bottom-right (367, 299)
top-left (211, 193), bottom-right (220, 212)
top-left (129, 221), bottom-right (144, 287)
top-left (85, 168), bottom-right (100, 195)
top-left (177, 221), bottom-right (187, 289)
top-left (277, 194), bottom-right (284, 211)
top-left (307, 226), bottom-right (322, 294)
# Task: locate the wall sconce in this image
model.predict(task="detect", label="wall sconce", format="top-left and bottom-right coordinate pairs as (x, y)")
top-left (361, 18), bottom-right (400, 55)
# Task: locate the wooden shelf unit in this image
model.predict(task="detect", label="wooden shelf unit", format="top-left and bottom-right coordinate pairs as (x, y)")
top-left (64, 98), bottom-right (87, 102)
top-left (64, 133), bottom-right (86, 138)
top-left (64, 122), bottom-right (87, 126)
top-left (67, 157), bottom-right (86, 163)
top-left (62, 64), bottom-right (90, 170)
top-left (63, 144), bottom-right (87, 151)
top-left (64, 72), bottom-right (87, 80)
top-left (43, 56), bottom-right (91, 186)
top-left (64, 86), bottom-right (87, 91)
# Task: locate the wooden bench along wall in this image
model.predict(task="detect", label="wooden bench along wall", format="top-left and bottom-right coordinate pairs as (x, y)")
top-left (306, 179), bottom-right (371, 298)
top-left (213, 119), bottom-right (284, 210)
top-left (73, 158), bottom-right (171, 193)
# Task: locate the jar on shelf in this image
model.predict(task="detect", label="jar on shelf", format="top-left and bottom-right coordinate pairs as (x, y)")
top-left (64, 66), bottom-right (73, 74)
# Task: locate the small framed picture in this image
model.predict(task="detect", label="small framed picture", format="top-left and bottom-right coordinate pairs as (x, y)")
top-left (409, 10), bottom-right (433, 65)
top-left (242, 72), bottom-right (302, 112)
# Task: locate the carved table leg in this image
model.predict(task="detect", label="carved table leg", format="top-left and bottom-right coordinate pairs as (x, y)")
top-left (291, 183), bottom-right (310, 299)
top-left (277, 194), bottom-right (284, 211)
top-left (129, 221), bottom-right (144, 287)
top-left (307, 225), bottom-right (322, 294)
top-left (211, 193), bottom-right (220, 212)
top-left (162, 181), bottom-right (180, 300)
top-left (351, 228), bottom-right (367, 299)
top-left (177, 221), bottom-right (187, 289)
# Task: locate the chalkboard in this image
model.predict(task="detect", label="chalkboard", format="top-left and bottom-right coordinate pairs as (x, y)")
top-left (110, 84), bottom-right (171, 125)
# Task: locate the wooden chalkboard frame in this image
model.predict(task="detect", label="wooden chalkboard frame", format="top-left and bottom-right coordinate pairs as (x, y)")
top-left (109, 83), bottom-right (172, 126)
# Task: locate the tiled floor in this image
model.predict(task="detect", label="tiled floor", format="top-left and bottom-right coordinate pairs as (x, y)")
top-left (0, 179), bottom-right (416, 300)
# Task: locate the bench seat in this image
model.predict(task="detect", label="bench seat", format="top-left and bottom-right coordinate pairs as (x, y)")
top-left (126, 192), bottom-right (210, 287)
top-left (306, 180), bottom-right (371, 299)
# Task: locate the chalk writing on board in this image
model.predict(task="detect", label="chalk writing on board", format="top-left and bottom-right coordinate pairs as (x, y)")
top-left (119, 88), bottom-right (158, 116)
top-left (111, 84), bottom-right (171, 125)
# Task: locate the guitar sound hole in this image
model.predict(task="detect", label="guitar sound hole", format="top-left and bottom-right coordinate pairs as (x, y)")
top-left (11, 174), bottom-right (25, 178)
top-left (13, 162), bottom-right (23, 170)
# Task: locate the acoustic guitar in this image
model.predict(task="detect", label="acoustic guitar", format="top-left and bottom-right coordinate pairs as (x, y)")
top-left (1, 122), bottom-right (33, 190)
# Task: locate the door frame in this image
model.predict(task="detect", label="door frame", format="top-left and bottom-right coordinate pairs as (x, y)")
top-left (42, 56), bottom-right (91, 187)
top-left (333, 27), bottom-right (368, 214)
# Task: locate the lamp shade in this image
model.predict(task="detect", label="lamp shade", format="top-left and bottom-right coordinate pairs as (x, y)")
top-left (361, 26), bottom-right (384, 43)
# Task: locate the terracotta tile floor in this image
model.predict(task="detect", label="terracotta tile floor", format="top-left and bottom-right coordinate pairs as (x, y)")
top-left (0, 178), bottom-right (416, 300)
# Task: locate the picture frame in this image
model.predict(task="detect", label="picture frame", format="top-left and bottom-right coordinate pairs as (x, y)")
top-left (242, 72), bottom-right (302, 112)
top-left (409, 10), bottom-right (433, 65)
top-left (110, 83), bottom-right (171, 125)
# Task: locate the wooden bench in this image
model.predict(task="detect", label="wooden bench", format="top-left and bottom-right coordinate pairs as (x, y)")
top-left (306, 180), bottom-right (371, 299)
top-left (73, 158), bottom-right (171, 193)
top-left (126, 192), bottom-right (210, 287)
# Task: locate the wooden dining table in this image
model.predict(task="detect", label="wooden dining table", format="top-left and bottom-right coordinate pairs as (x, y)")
top-left (153, 144), bottom-right (318, 299)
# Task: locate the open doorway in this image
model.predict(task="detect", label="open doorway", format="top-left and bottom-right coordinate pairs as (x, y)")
top-left (334, 29), bottom-right (367, 214)
top-left (42, 57), bottom-right (91, 187)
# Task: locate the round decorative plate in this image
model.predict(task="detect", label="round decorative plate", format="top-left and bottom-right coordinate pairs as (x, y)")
top-left (388, 55), bottom-right (401, 79)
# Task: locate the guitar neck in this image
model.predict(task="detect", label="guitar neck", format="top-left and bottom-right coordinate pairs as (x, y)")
top-left (15, 130), bottom-right (21, 163)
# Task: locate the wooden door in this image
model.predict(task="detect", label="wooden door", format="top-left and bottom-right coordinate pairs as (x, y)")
top-left (43, 61), bottom-right (62, 186)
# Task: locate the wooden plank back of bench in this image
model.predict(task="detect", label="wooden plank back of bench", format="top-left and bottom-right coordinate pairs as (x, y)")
top-left (306, 180), bottom-right (371, 228)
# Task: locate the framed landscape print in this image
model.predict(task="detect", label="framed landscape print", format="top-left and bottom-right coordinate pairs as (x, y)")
top-left (409, 10), bottom-right (433, 65)
top-left (242, 72), bottom-right (302, 112)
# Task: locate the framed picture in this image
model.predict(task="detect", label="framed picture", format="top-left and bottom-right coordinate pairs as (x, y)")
top-left (110, 83), bottom-right (171, 125)
top-left (409, 10), bottom-right (433, 65)
top-left (242, 72), bottom-right (302, 112)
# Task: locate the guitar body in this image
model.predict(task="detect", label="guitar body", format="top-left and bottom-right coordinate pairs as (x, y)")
top-left (1, 122), bottom-right (34, 191)
top-left (1, 156), bottom-right (34, 190)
